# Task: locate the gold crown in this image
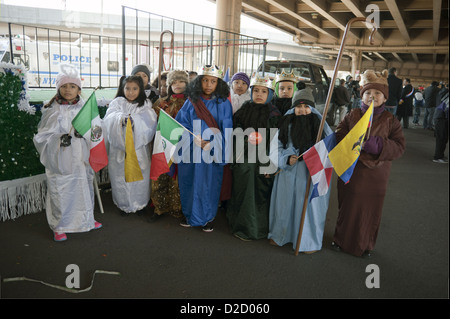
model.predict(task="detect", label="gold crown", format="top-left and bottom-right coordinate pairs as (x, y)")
top-left (250, 74), bottom-right (274, 90)
top-left (199, 65), bottom-right (223, 79)
top-left (275, 70), bottom-right (298, 83)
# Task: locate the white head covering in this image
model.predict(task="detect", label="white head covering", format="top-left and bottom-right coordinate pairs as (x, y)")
top-left (56, 64), bottom-right (82, 90)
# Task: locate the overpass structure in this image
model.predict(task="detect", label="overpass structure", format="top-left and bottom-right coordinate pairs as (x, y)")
top-left (1, 1), bottom-right (448, 87)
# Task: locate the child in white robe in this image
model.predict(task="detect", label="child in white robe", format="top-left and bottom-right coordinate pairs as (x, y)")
top-left (33, 64), bottom-right (102, 242)
top-left (103, 75), bottom-right (157, 214)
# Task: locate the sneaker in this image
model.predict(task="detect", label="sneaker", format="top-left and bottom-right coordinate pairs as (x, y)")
top-left (433, 158), bottom-right (448, 163)
top-left (202, 222), bottom-right (214, 232)
top-left (54, 232), bottom-right (67, 242)
top-left (179, 217), bottom-right (191, 228)
top-left (331, 241), bottom-right (341, 251)
top-left (94, 221), bottom-right (102, 229)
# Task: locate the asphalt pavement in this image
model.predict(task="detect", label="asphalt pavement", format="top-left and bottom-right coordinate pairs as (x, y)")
top-left (0, 121), bottom-right (448, 305)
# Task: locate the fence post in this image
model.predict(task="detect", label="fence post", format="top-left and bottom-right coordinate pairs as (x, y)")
top-left (121, 6), bottom-right (126, 76)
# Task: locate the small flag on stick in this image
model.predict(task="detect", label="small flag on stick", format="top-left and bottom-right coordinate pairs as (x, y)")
top-left (71, 91), bottom-right (108, 172)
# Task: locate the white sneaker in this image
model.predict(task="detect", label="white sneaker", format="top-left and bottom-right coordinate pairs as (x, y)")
top-left (433, 158), bottom-right (448, 163)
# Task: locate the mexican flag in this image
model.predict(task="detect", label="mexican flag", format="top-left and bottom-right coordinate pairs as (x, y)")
top-left (150, 109), bottom-right (185, 180)
top-left (71, 91), bottom-right (108, 172)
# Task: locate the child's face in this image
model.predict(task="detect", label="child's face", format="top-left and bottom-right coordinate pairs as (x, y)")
top-left (135, 71), bottom-right (149, 87)
top-left (294, 104), bottom-right (311, 116)
top-left (171, 80), bottom-right (186, 94)
top-left (124, 81), bottom-right (140, 102)
top-left (278, 81), bottom-right (294, 98)
top-left (362, 88), bottom-right (386, 108)
top-left (59, 83), bottom-right (80, 102)
top-left (232, 79), bottom-right (248, 95)
top-left (252, 86), bottom-right (269, 104)
top-left (201, 75), bottom-right (218, 97)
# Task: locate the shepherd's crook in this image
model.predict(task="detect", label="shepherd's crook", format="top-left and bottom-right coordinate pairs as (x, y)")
top-left (294, 17), bottom-right (377, 256)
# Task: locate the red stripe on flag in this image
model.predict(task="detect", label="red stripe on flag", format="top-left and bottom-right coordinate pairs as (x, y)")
top-left (303, 147), bottom-right (324, 176)
top-left (150, 152), bottom-right (170, 180)
top-left (325, 167), bottom-right (333, 185)
top-left (89, 140), bottom-right (108, 172)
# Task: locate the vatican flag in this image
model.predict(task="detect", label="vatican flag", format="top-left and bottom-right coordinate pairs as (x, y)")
top-left (124, 115), bottom-right (143, 182)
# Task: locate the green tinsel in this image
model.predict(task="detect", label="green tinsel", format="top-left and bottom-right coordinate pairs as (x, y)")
top-left (0, 71), bottom-right (44, 181)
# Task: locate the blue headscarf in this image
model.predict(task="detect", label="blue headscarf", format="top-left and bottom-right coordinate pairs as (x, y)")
top-left (250, 86), bottom-right (274, 105)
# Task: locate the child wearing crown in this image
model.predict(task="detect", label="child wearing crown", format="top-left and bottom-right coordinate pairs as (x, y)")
top-left (226, 74), bottom-right (281, 241)
top-left (272, 70), bottom-right (298, 115)
top-left (174, 65), bottom-right (233, 232)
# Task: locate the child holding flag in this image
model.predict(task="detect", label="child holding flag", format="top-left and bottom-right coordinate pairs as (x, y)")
top-left (332, 69), bottom-right (405, 257)
top-left (33, 64), bottom-right (102, 241)
top-left (268, 88), bottom-right (333, 253)
top-left (149, 70), bottom-right (189, 221)
top-left (103, 75), bottom-right (157, 215)
top-left (174, 65), bottom-right (233, 232)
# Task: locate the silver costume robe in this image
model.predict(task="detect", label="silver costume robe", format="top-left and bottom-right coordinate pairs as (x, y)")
top-left (33, 99), bottom-right (96, 233)
top-left (103, 97), bottom-right (157, 213)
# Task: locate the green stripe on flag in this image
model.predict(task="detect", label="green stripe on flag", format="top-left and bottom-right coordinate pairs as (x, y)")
top-left (158, 110), bottom-right (184, 145)
top-left (72, 92), bottom-right (99, 136)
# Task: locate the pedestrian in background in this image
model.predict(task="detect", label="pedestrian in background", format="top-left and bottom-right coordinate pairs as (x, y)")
top-left (385, 67), bottom-right (403, 115)
top-left (412, 88), bottom-right (424, 126)
top-left (423, 81), bottom-right (440, 130)
top-left (397, 78), bottom-right (414, 129)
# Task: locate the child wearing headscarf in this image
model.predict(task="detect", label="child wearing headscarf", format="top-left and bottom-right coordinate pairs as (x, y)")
top-left (272, 71), bottom-right (298, 115)
top-left (226, 75), bottom-right (281, 241)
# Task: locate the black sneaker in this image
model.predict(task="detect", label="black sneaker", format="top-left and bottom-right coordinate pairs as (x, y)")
top-left (202, 222), bottom-right (214, 232)
top-left (180, 217), bottom-right (191, 228)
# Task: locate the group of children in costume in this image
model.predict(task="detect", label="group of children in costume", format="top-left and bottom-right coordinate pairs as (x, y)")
top-left (34, 62), bottom-right (405, 258)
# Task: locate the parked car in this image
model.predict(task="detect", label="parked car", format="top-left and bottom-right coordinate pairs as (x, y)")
top-left (255, 60), bottom-right (336, 124)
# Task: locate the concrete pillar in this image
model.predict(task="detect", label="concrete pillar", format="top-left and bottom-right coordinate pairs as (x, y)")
top-left (215, 0), bottom-right (242, 75)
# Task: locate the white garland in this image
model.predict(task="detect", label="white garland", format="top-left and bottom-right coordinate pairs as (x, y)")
top-left (0, 62), bottom-right (35, 114)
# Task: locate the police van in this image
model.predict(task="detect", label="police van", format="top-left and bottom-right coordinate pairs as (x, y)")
top-left (0, 34), bottom-right (132, 88)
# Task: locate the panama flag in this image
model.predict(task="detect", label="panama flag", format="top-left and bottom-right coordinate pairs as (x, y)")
top-left (150, 109), bottom-right (186, 180)
top-left (303, 133), bottom-right (337, 202)
top-left (328, 100), bottom-right (374, 183)
top-left (72, 91), bottom-right (108, 172)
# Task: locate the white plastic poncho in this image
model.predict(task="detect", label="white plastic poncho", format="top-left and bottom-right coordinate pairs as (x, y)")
top-left (103, 97), bottom-right (157, 213)
top-left (33, 99), bottom-right (96, 233)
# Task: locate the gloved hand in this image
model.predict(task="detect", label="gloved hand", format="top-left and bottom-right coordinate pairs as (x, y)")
top-left (363, 136), bottom-right (383, 155)
top-left (74, 129), bottom-right (83, 138)
top-left (60, 134), bottom-right (72, 147)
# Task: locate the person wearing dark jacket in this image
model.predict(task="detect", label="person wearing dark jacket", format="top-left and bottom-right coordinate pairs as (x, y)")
top-left (397, 78), bottom-right (414, 128)
top-left (385, 67), bottom-right (403, 115)
top-left (334, 79), bottom-right (351, 125)
top-left (432, 84), bottom-right (449, 163)
top-left (423, 81), bottom-right (440, 130)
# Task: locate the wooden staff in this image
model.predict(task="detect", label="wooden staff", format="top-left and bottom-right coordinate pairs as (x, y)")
top-left (294, 17), bottom-right (377, 256)
top-left (158, 30), bottom-right (174, 94)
